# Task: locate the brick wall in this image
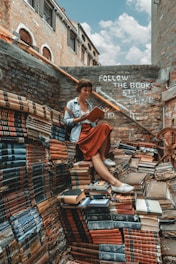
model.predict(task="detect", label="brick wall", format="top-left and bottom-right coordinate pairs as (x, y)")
top-left (0, 39), bottom-right (163, 143)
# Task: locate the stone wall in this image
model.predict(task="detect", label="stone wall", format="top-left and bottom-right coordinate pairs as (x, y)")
top-left (0, 39), bottom-right (163, 143)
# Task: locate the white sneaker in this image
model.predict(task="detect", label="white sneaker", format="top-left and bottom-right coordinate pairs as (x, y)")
top-left (111, 183), bottom-right (134, 193)
top-left (103, 158), bottom-right (116, 167)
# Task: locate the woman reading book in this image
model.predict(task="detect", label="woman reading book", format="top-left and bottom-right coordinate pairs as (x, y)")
top-left (64, 78), bottom-right (134, 193)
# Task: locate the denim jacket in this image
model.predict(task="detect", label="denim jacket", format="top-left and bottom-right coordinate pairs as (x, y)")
top-left (64, 97), bottom-right (96, 142)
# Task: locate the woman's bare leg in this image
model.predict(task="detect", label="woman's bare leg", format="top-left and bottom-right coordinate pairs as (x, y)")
top-left (99, 137), bottom-right (109, 161)
top-left (91, 153), bottom-right (121, 186)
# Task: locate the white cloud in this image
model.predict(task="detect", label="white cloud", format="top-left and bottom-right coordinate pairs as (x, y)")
top-left (81, 0), bottom-right (151, 65)
top-left (127, 0), bottom-right (151, 17)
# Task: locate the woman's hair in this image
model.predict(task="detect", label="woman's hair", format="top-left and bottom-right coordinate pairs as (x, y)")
top-left (75, 79), bottom-right (93, 93)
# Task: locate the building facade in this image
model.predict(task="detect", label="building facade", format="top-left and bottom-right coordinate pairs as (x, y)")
top-left (0, 0), bottom-right (100, 67)
top-left (151, 0), bottom-right (176, 128)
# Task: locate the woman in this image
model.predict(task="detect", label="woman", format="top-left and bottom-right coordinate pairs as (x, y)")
top-left (64, 79), bottom-right (134, 193)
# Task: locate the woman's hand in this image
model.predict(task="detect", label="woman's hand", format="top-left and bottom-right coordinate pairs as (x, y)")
top-left (73, 113), bottom-right (89, 124)
top-left (80, 113), bottom-right (89, 121)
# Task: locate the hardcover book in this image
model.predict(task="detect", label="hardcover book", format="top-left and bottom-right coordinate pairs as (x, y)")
top-left (87, 106), bottom-right (105, 122)
top-left (87, 198), bottom-right (110, 207)
top-left (57, 188), bottom-right (85, 205)
top-left (136, 198), bottom-right (162, 215)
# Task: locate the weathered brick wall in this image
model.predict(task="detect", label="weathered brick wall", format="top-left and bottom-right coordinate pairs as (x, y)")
top-left (0, 40), bottom-right (61, 109)
top-left (0, 39), bottom-right (163, 143)
top-left (60, 66), bottom-right (163, 142)
top-left (152, 0), bottom-right (176, 86)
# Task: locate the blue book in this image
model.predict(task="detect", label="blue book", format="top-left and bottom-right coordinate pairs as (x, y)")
top-left (99, 244), bottom-right (125, 253)
top-left (87, 198), bottom-right (110, 207)
top-left (99, 251), bottom-right (126, 262)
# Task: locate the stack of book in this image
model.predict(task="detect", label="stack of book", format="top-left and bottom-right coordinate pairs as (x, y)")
top-left (51, 124), bottom-right (66, 142)
top-left (89, 228), bottom-right (123, 245)
top-left (0, 189), bottom-right (32, 223)
top-left (137, 159), bottom-right (157, 174)
top-left (69, 161), bottom-right (93, 189)
top-left (70, 242), bottom-right (99, 264)
top-left (58, 206), bottom-right (92, 244)
top-left (0, 142), bottom-right (27, 169)
top-left (99, 244), bottom-right (126, 262)
top-left (118, 142), bottom-right (137, 155)
top-left (139, 214), bottom-right (159, 232)
top-left (10, 207), bottom-right (46, 263)
top-left (27, 100), bottom-right (51, 120)
top-left (0, 166), bottom-right (28, 193)
top-left (155, 161), bottom-right (176, 181)
top-left (124, 228), bottom-right (162, 264)
top-left (84, 180), bottom-right (112, 199)
top-left (65, 141), bottom-right (77, 163)
top-left (0, 90), bottom-right (28, 113)
top-left (28, 162), bottom-right (51, 204)
top-left (49, 139), bottom-right (68, 161)
top-left (0, 220), bottom-right (20, 263)
top-left (85, 206), bottom-right (111, 221)
top-left (37, 197), bottom-right (67, 263)
top-left (26, 143), bottom-right (48, 165)
top-left (0, 108), bottom-right (27, 140)
top-left (110, 193), bottom-right (136, 215)
top-left (26, 114), bottom-right (52, 140)
top-left (49, 162), bottom-right (70, 195)
top-left (135, 198), bottom-right (162, 232)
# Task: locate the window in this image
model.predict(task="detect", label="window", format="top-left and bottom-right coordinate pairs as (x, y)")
top-left (44, 1), bottom-right (53, 27)
top-left (69, 31), bottom-right (77, 52)
top-left (81, 45), bottom-right (86, 63)
top-left (42, 46), bottom-right (52, 61)
top-left (39, 0), bottom-right (56, 30)
top-left (19, 28), bottom-right (32, 46)
top-left (87, 54), bottom-right (91, 66)
top-left (27, 0), bottom-right (35, 8)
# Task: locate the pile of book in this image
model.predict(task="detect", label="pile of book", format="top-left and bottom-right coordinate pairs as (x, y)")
top-left (155, 161), bottom-right (176, 180)
top-left (49, 162), bottom-right (70, 195)
top-left (124, 228), bottom-right (162, 264)
top-left (0, 220), bottom-right (20, 263)
top-left (58, 206), bottom-right (92, 244)
top-left (26, 114), bottom-right (51, 140)
top-left (26, 143), bottom-right (48, 165)
top-left (0, 142), bottom-right (27, 169)
top-left (135, 198), bottom-right (162, 232)
top-left (0, 90), bottom-right (28, 113)
top-left (51, 124), bottom-right (66, 142)
top-left (70, 242), bottom-right (99, 264)
top-left (49, 139), bottom-right (68, 161)
top-left (10, 207), bottom-right (46, 263)
top-left (28, 162), bottom-right (51, 204)
top-left (65, 141), bottom-right (77, 163)
top-left (110, 192), bottom-right (136, 215)
top-left (27, 100), bottom-right (51, 120)
top-left (69, 161), bottom-right (93, 189)
top-left (118, 142), bottom-right (137, 155)
top-left (37, 197), bottom-right (67, 264)
top-left (0, 108), bottom-right (27, 140)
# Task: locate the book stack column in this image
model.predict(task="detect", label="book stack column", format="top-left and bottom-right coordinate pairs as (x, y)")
top-left (0, 89), bottom-right (71, 264)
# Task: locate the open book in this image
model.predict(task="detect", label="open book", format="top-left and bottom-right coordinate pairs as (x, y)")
top-left (87, 106), bottom-right (105, 122)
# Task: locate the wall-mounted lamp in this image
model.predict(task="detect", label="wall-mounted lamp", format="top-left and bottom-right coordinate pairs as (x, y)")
top-left (153, 0), bottom-right (161, 4)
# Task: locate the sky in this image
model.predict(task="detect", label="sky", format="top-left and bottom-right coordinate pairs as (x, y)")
top-left (57, 0), bottom-right (151, 66)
